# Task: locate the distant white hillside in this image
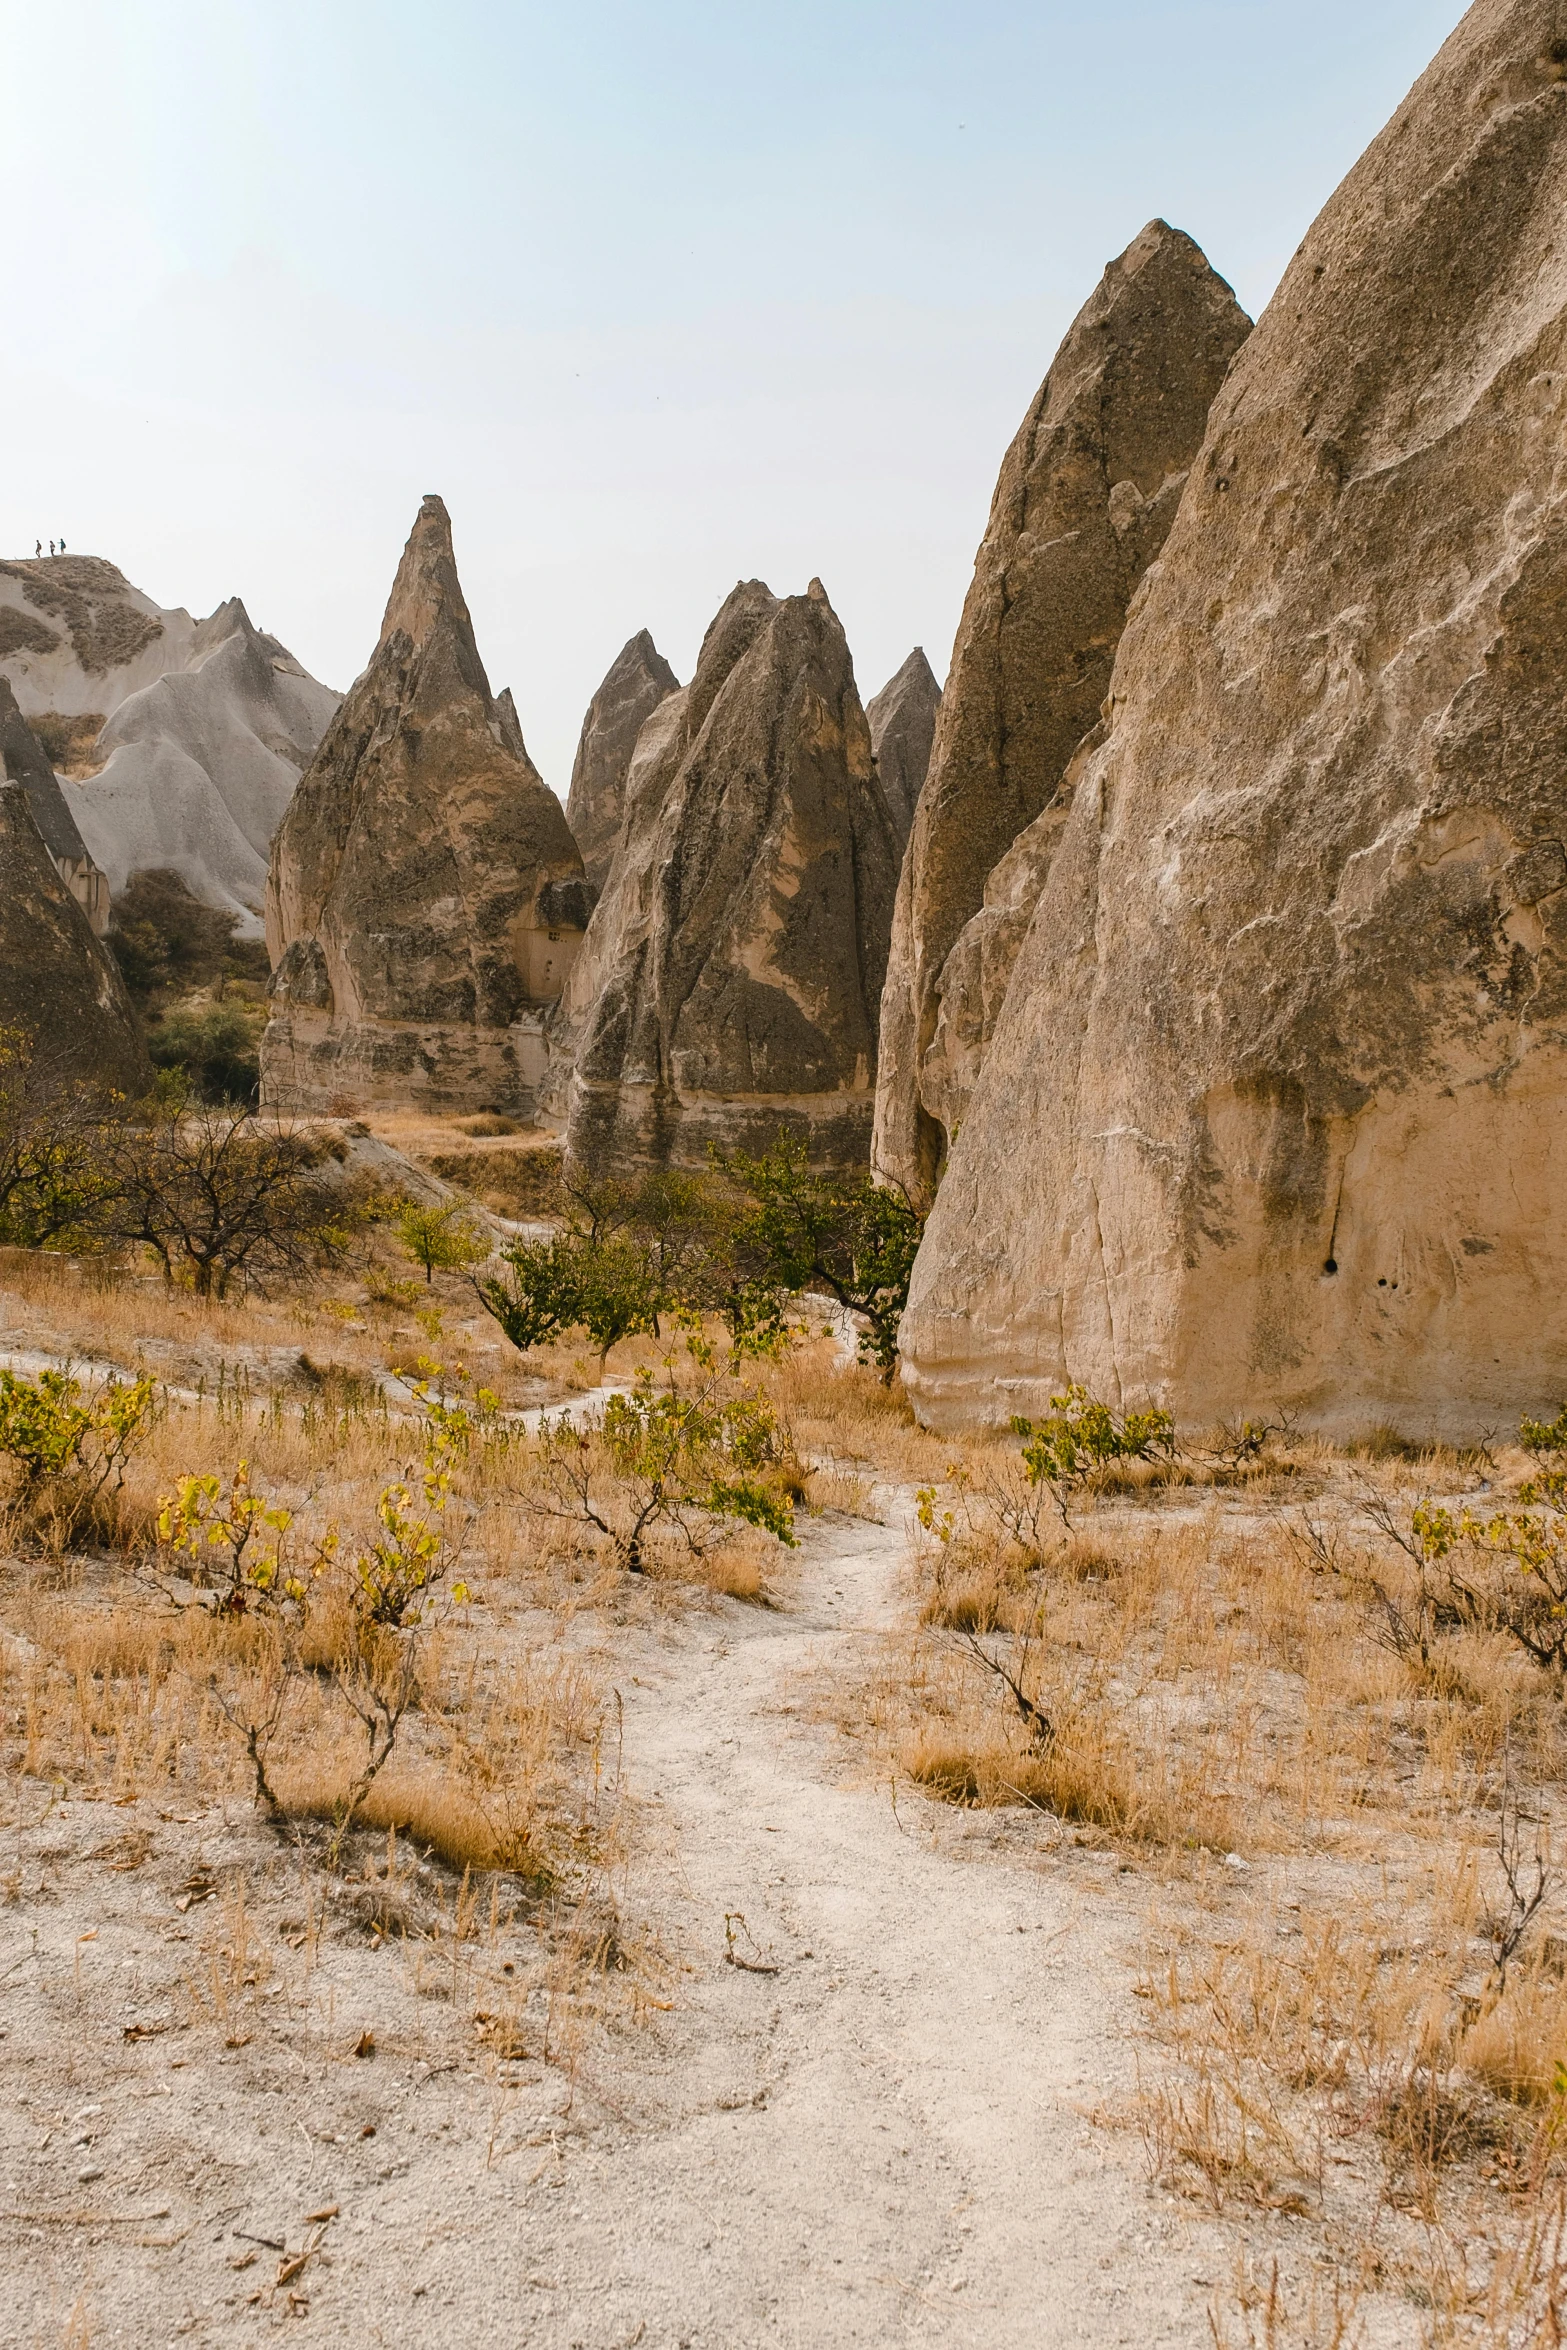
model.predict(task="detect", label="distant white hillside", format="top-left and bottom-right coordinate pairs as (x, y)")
top-left (0, 555), bottom-right (339, 937)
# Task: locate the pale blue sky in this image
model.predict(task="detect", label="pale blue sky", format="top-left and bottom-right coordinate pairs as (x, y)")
top-left (2, 0), bottom-right (1463, 792)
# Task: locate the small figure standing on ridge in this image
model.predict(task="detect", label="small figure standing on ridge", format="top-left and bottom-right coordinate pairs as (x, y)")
top-left (47, 541), bottom-right (54, 556)
top-left (33, 541), bottom-right (40, 557)
top-left (58, 538), bottom-right (65, 553)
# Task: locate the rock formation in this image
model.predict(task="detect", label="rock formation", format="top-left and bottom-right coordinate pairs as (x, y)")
top-left (0, 555), bottom-right (339, 933)
top-left (0, 555), bottom-right (186, 720)
top-left (873, 222), bottom-right (1251, 1206)
top-left (552, 577), bottom-right (899, 1174)
top-left (865, 648), bottom-right (941, 847)
top-left (0, 780), bottom-right (146, 1094)
top-left (262, 495), bottom-right (587, 1118)
top-left (65, 602), bottom-right (339, 934)
top-left (901, 0), bottom-right (1567, 1441)
top-left (0, 676), bottom-right (109, 932)
top-left (565, 631), bottom-right (681, 892)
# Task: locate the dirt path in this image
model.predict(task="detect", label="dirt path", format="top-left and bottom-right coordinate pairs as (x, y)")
top-left (534, 1497), bottom-right (1235, 2350)
top-left (3, 1497), bottom-right (1246, 2348)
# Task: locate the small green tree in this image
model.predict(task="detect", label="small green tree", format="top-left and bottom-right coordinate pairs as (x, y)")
top-left (474, 1233), bottom-right (583, 1353)
top-left (396, 1199), bottom-right (491, 1285)
top-left (573, 1231), bottom-right (662, 1373)
top-left (530, 1364), bottom-right (798, 1574)
top-left (714, 1133), bottom-right (924, 1381)
top-left (1013, 1383), bottom-right (1176, 1530)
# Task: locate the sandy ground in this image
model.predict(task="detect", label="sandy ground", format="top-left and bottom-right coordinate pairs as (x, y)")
top-left (0, 1497), bottom-right (1293, 2350)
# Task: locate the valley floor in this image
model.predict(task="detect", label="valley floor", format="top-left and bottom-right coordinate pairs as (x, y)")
top-left (4, 1492), bottom-right (1258, 2350)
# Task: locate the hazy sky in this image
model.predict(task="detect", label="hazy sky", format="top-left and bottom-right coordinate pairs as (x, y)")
top-left (2, 0), bottom-right (1463, 795)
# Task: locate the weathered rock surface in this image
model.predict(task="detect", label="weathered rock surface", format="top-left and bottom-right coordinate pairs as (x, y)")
top-left (0, 781), bottom-right (147, 1094)
top-left (902, 0), bottom-right (1567, 1441)
top-left (873, 222), bottom-right (1251, 1206)
top-left (565, 632), bottom-right (680, 892)
top-left (865, 648), bottom-right (941, 848)
top-left (64, 600), bottom-right (339, 935)
top-left (552, 577), bottom-right (899, 1173)
top-left (262, 495), bottom-right (587, 1117)
top-left (0, 556), bottom-right (186, 719)
top-left (0, 555), bottom-right (339, 934)
top-left (0, 676), bottom-right (109, 932)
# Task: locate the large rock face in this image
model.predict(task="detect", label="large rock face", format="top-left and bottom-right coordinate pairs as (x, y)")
top-left (0, 676), bottom-right (109, 933)
top-left (902, 0), bottom-right (1567, 1441)
top-left (873, 223), bottom-right (1251, 1206)
top-left (553, 577), bottom-right (900, 1173)
top-left (262, 496), bottom-right (587, 1117)
top-left (62, 601), bottom-right (339, 935)
top-left (865, 648), bottom-right (941, 848)
top-left (0, 780), bottom-right (146, 1094)
top-left (565, 631), bottom-right (680, 892)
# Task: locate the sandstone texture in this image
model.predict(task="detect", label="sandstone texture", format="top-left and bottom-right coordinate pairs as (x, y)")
top-left (902, 0), bottom-right (1567, 1441)
top-left (565, 631), bottom-right (680, 892)
top-left (0, 555), bottom-right (339, 934)
top-left (0, 781), bottom-right (146, 1094)
top-left (865, 647), bottom-right (941, 848)
top-left (552, 578), bottom-right (899, 1173)
top-left (262, 496), bottom-right (587, 1118)
top-left (0, 676), bottom-right (109, 933)
top-left (873, 223), bottom-right (1251, 1206)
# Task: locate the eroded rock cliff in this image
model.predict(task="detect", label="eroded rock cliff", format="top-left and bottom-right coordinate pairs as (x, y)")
top-left (0, 676), bottom-right (109, 932)
top-left (901, 0), bottom-right (1567, 1440)
top-left (873, 222), bottom-right (1250, 1206)
top-left (262, 495), bottom-right (586, 1116)
top-left (0, 779), bottom-right (146, 1094)
top-left (554, 578), bottom-right (899, 1173)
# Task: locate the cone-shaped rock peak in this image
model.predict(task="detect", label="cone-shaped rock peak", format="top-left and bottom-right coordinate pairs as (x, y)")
top-left (565, 630), bottom-right (680, 893)
top-left (262, 496), bottom-right (586, 1116)
top-left (873, 220), bottom-right (1251, 1208)
top-left (902, 0), bottom-right (1567, 1439)
top-left (549, 577), bottom-right (900, 1174)
top-left (866, 647), bottom-right (941, 849)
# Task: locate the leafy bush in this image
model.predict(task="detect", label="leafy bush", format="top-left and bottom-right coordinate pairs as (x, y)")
top-left (1013, 1383), bottom-right (1176, 1529)
top-left (108, 869), bottom-right (267, 1006)
top-left (1364, 1407), bottom-right (1567, 1678)
top-left (0, 1364), bottom-right (156, 1548)
top-left (712, 1134), bottom-right (924, 1380)
top-left (0, 1025), bottom-right (120, 1248)
top-left (155, 1459), bottom-right (335, 1616)
top-left (147, 1000), bottom-right (263, 1106)
top-left (529, 1363), bottom-right (798, 1574)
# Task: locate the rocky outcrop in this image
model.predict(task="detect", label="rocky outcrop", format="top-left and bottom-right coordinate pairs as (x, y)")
top-left (0, 555), bottom-right (339, 934)
top-left (0, 781), bottom-right (146, 1094)
top-left (901, 0), bottom-right (1567, 1441)
top-left (262, 495), bottom-right (587, 1117)
top-left (553, 577), bottom-right (899, 1174)
top-left (0, 556), bottom-right (182, 718)
top-left (64, 600), bottom-right (339, 935)
top-left (0, 677), bottom-right (109, 932)
top-left (865, 648), bottom-right (941, 847)
top-left (873, 223), bottom-right (1251, 1206)
top-left (565, 632), bottom-right (680, 892)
